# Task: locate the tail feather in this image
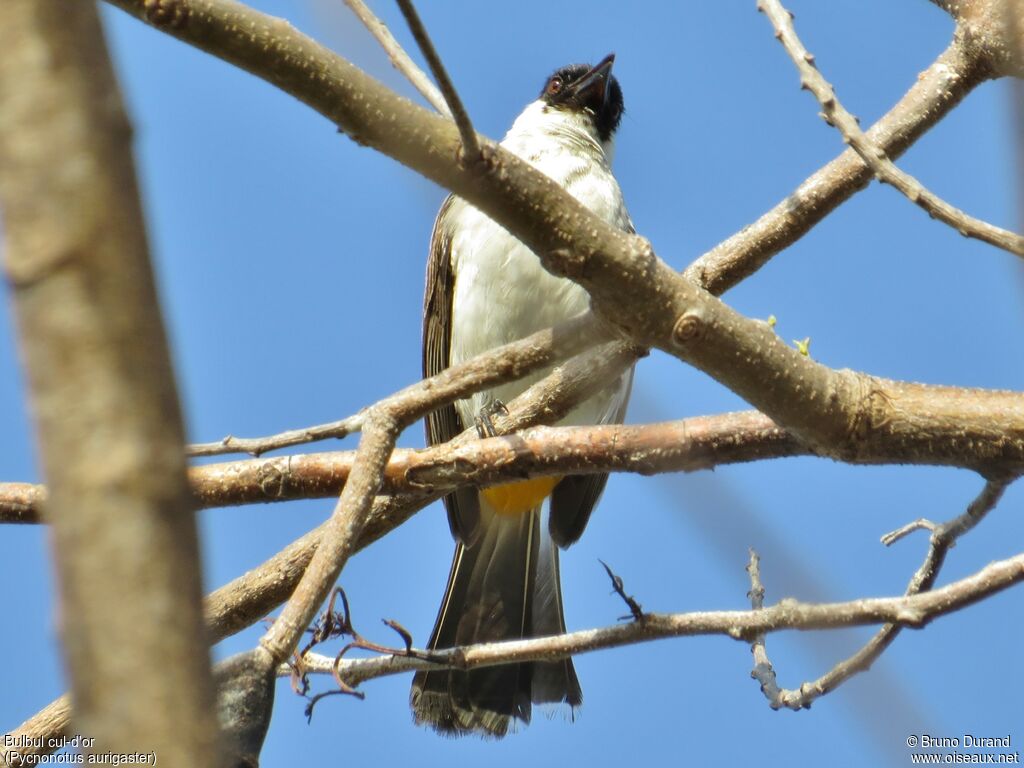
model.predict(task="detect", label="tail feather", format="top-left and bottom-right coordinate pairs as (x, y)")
top-left (531, 527), bottom-right (582, 707)
top-left (411, 503), bottom-right (579, 737)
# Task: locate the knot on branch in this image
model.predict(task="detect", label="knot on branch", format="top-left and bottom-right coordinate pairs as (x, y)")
top-left (671, 310), bottom-right (706, 346)
top-left (256, 460), bottom-right (289, 499)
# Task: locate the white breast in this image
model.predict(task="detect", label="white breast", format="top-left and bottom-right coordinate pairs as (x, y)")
top-left (448, 100), bottom-right (632, 430)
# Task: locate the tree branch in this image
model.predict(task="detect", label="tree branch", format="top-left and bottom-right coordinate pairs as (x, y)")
top-left (9, 372), bottom-right (1024, 525)
top-left (934, 0), bottom-right (1024, 79)
top-left (2, 411), bottom-right (795, 523)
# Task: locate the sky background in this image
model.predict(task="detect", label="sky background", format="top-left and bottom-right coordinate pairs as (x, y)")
top-left (2, 1), bottom-right (1023, 766)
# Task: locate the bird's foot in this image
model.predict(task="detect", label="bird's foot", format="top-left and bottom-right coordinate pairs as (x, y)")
top-left (474, 400), bottom-right (509, 438)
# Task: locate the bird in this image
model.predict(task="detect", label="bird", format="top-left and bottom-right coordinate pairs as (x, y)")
top-left (411, 53), bottom-right (634, 737)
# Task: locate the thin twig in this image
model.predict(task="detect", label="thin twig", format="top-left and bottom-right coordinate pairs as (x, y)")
top-left (285, 549), bottom-right (1024, 689)
top-left (746, 549), bottom-right (786, 706)
top-left (394, 0), bottom-right (480, 162)
top-left (342, 0), bottom-right (450, 116)
top-left (758, 0), bottom-right (1024, 258)
top-left (188, 412), bottom-right (365, 457)
top-left (748, 477), bottom-right (1014, 710)
top-left (600, 560), bottom-right (646, 622)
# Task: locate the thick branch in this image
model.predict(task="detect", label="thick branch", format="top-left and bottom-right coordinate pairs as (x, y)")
top-left (2, 411), bottom-right (796, 523)
top-left (936, 0), bottom-right (1024, 78)
top-left (0, 3), bottom-right (218, 763)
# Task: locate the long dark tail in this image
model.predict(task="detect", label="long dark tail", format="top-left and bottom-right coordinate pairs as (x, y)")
top-left (410, 505), bottom-right (581, 737)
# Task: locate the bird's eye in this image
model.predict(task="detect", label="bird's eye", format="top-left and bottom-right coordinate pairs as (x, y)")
top-left (547, 77), bottom-right (563, 96)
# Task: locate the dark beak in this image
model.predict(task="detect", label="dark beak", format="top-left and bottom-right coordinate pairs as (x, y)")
top-left (567, 53), bottom-right (615, 107)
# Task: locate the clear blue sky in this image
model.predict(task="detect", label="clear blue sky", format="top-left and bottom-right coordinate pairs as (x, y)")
top-left (2, 1), bottom-right (1022, 766)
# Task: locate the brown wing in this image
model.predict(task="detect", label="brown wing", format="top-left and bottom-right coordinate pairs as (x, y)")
top-left (548, 371), bottom-right (633, 548)
top-left (423, 195), bottom-right (481, 544)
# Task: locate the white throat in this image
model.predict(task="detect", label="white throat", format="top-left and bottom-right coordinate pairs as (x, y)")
top-left (500, 100), bottom-right (616, 169)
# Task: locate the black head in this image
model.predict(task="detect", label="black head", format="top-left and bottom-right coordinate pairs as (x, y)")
top-left (539, 53), bottom-right (624, 143)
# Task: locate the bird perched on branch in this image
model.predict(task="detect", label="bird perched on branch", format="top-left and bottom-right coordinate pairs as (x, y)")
top-left (412, 53), bottom-right (634, 737)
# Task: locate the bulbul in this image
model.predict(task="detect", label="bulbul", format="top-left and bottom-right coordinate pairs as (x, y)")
top-left (411, 54), bottom-right (634, 737)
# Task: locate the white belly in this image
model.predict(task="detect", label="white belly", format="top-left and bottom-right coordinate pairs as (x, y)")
top-left (448, 207), bottom-right (629, 430)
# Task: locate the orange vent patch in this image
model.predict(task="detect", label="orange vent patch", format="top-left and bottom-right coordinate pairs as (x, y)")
top-left (481, 476), bottom-right (561, 516)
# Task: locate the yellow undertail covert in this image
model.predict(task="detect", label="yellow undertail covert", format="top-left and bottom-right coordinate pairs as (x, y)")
top-left (481, 476), bottom-right (561, 516)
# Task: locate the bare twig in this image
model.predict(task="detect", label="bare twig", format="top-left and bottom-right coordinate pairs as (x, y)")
top-left (394, 0), bottom-right (480, 162)
top-left (188, 413), bottom-right (365, 458)
top-left (748, 477), bottom-right (1014, 710)
top-left (758, 0), bottom-right (1024, 257)
top-left (746, 550), bottom-right (786, 705)
top-left (343, 0), bottom-right (450, 116)
top-left (285, 550), bottom-right (1024, 689)
top-left (600, 560), bottom-right (646, 621)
